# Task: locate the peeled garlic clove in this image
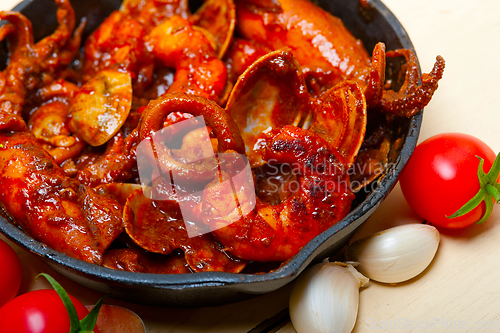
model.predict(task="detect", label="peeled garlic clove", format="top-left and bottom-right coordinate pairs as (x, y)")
top-left (289, 262), bottom-right (368, 333)
top-left (345, 224), bottom-right (440, 283)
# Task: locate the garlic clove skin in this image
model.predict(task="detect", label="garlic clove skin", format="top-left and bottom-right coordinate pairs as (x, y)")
top-left (289, 262), bottom-right (368, 333)
top-left (345, 224), bottom-right (440, 284)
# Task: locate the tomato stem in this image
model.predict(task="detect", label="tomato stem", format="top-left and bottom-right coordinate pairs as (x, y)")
top-left (36, 273), bottom-right (105, 333)
top-left (447, 153), bottom-right (500, 224)
top-left (80, 293), bottom-right (107, 331)
top-left (37, 273), bottom-right (82, 333)
top-left (486, 184), bottom-right (500, 202)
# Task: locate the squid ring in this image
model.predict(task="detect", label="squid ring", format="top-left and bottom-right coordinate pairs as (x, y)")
top-left (140, 92), bottom-right (245, 153)
top-left (139, 92), bottom-right (246, 183)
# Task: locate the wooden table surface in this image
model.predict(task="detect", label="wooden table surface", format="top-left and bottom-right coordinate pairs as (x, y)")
top-left (1, 0), bottom-right (500, 332)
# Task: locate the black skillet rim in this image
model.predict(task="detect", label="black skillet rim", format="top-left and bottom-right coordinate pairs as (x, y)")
top-left (0, 0), bottom-right (422, 294)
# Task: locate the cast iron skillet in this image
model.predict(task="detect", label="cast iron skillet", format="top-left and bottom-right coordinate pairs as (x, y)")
top-left (0, 0), bottom-right (422, 307)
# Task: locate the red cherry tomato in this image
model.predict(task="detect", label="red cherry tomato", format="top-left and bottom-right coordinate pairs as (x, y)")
top-left (400, 133), bottom-right (497, 228)
top-left (0, 238), bottom-right (22, 308)
top-left (0, 289), bottom-right (95, 333)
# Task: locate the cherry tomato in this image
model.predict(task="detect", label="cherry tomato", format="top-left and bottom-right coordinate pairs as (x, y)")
top-left (400, 133), bottom-right (497, 228)
top-left (0, 238), bottom-right (22, 308)
top-left (0, 289), bottom-right (96, 333)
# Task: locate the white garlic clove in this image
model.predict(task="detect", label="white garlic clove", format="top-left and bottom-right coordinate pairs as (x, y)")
top-left (344, 224), bottom-right (440, 284)
top-left (289, 262), bottom-right (368, 333)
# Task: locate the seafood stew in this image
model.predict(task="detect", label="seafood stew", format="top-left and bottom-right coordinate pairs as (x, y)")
top-left (0, 0), bottom-right (443, 306)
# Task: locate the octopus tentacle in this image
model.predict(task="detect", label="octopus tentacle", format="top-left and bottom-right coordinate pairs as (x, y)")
top-left (0, 22), bottom-right (16, 42)
top-left (364, 42), bottom-right (386, 108)
top-left (0, 12), bottom-right (34, 59)
top-left (379, 52), bottom-right (446, 117)
top-left (32, 0), bottom-right (76, 60)
top-left (58, 17), bottom-right (86, 69)
top-left (0, 12), bottom-right (34, 127)
top-left (0, 0), bottom-right (78, 132)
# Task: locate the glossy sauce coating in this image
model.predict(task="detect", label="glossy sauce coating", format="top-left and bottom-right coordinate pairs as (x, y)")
top-left (0, 132), bottom-right (123, 264)
top-left (0, 0), bottom-right (444, 273)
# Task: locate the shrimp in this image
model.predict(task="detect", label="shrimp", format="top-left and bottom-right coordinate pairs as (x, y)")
top-left (235, 0), bottom-right (371, 85)
top-left (207, 125), bottom-right (354, 261)
top-left (146, 15), bottom-right (228, 104)
top-left (235, 0), bottom-right (445, 116)
top-left (81, 10), bottom-right (153, 93)
top-left (82, 0), bottom-right (192, 95)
